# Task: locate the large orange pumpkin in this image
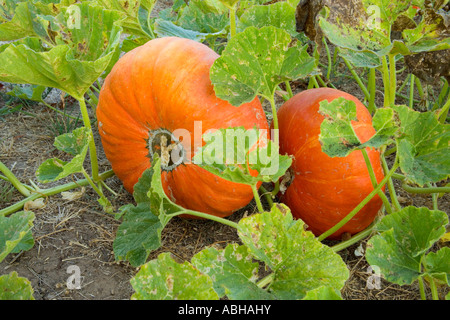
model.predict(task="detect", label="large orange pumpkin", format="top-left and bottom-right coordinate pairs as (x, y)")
top-left (97, 37), bottom-right (269, 218)
top-left (277, 88), bottom-right (384, 239)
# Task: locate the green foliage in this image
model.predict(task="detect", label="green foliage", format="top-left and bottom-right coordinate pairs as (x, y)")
top-left (0, 271), bottom-right (35, 300)
top-left (210, 25), bottom-right (316, 106)
top-left (0, 2), bottom-right (124, 100)
top-left (36, 127), bottom-right (91, 182)
top-left (130, 204), bottom-right (349, 300)
top-left (366, 206), bottom-right (449, 286)
top-left (0, 211), bottom-right (34, 263)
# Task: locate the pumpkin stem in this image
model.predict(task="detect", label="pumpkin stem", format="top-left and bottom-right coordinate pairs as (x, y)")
top-left (148, 128), bottom-right (185, 171)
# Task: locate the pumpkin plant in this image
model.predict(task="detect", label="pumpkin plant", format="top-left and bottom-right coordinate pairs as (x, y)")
top-left (0, 1), bottom-right (126, 216)
top-left (96, 36), bottom-right (269, 217)
top-left (276, 88), bottom-right (386, 239)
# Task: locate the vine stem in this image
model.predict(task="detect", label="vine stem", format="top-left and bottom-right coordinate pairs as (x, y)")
top-left (267, 95), bottom-right (281, 197)
top-left (368, 67), bottom-right (376, 114)
top-left (381, 154), bottom-right (402, 211)
top-left (251, 183), bottom-right (264, 213)
top-left (437, 96), bottom-right (450, 124)
top-left (388, 54), bottom-right (397, 106)
top-left (0, 160), bottom-right (31, 197)
top-left (342, 55), bottom-right (370, 101)
top-left (258, 185), bottom-right (274, 208)
top-left (381, 56), bottom-right (390, 107)
top-left (409, 73), bottom-right (415, 108)
top-left (401, 183), bottom-right (450, 194)
top-left (0, 170), bottom-right (115, 217)
top-left (418, 276), bottom-right (427, 300)
top-left (229, 5), bottom-right (237, 38)
top-left (77, 97), bottom-right (99, 182)
top-left (427, 276), bottom-right (439, 300)
top-left (330, 221), bottom-right (376, 252)
top-left (317, 159), bottom-right (400, 241)
top-left (361, 149), bottom-right (392, 214)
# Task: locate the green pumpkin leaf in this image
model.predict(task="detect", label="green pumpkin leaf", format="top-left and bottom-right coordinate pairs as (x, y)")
top-left (113, 155), bottom-right (188, 267)
top-left (177, 0), bottom-right (228, 34)
top-left (318, 0), bottom-right (449, 67)
top-left (210, 26), bottom-right (317, 106)
top-left (0, 2), bottom-right (124, 100)
top-left (193, 127), bottom-right (292, 185)
top-left (302, 286), bottom-right (343, 300)
top-left (91, 0), bottom-right (156, 38)
top-left (366, 206), bottom-right (449, 285)
top-left (402, 7), bottom-right (450, 53)
top-left (154, 19), bottom-right (226, 42)
top-left (36, 127), bottom-right (90, 182)
top-left (130, 252), bottom-right (219, 300)
top-left (191, 244), bottom-right (275, 300)
top-left (394, 105), bottom-right (450, 186)
top-left (237, 2), bottom-right (298, 37)
top-left (423, 247), bottom-right (450, 285)
top-left (0, 271), bottom-right (35, 300)
top-left (113, 166), bottom-right (164, 267)
top-left (0, 1), bottom-right (51, 41)
top-left (238, 204), bottom-right (349, 299)
top-left (0, 211), bottom-right (35, 263)
top-left (6, 84), bottom-right (47, 102)
top-left (318, 98), bottom-right (397, 157)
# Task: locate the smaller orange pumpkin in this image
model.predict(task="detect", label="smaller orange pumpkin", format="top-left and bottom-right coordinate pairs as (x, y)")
top-left (277, 88), bottom-right (385, 239)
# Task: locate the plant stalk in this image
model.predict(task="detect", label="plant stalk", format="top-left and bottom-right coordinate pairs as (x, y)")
top-left (0, 170), bottom-right (115, 217)
top-left (368, 67), bottom-right (376, 114)
top-left (388, 54), bottom-right (397, 106)
top-left (361, 149), bottom-right (392, 214)
top-left (381, 154), bottom-right (401, 212)
top-left (381, 56), bottom-right (390, 107)
top-left (251, 183), bottom-right (264, 212)
top-left (229, 5), bottom-right (237, 38)
top-left (0, 160), bottom-right (31, 197)
top-left (77, 97), bottom-right (100, 182)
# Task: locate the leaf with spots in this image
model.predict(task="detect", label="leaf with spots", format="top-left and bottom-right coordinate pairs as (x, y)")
top-left (318, 98), bottom-right (397, 157)
top-left (0, 211), bottom-right (35, 264)
top-left (131, 252), bottom-right (219, 300)
top-left (237, 1), bottom-right (298, 37)
top-left (0, 2), bottom-right (124, 100)
top-left (318, 0), bottom-right (450, 67)
top-left (191, 243), bottom-right (275, 300)
top-left (193, 126), bottom-right (292, 185)
top-left (393, 105), bottom-right (450, 186)
top-left (210, 26), bottom-right (316, 106)
top-left (237, 204), bottom-right (349, 299)
top-left (366, 206), bottom-right (449, 285)
top-left (90, 0), bottom-right (156, 38)
top-left (0, 271), bottom-right (35, 300)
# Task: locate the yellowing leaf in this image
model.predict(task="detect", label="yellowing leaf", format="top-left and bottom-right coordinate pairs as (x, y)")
top-left (61, 187), bottom-right (85, 201)
top-left (24, 198), bottom-right (46, 211)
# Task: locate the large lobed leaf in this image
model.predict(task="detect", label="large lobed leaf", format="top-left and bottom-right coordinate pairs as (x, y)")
top-left (210, 25), bottom-right (316, 106)
top-left (0, 271), bottom-right (35, 300)
top-left (238, 204), bottom-right (349, 299)
top-left (0, 2), bottom-right (124, 99)
top-left (131, 252), bottom-right (219, 300)
top-left (192, 243), bottom-right (275, 300)
top-left (193, 127), bottom-right (292, 185)
top-left (394, 105), bottom-right (450, 186)
top-left (36, 127), bottom-right (91, 182)
top-left (0, 211), bottom-right (35, 263)
top-left (366, 206), bottom-right (449, 285)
